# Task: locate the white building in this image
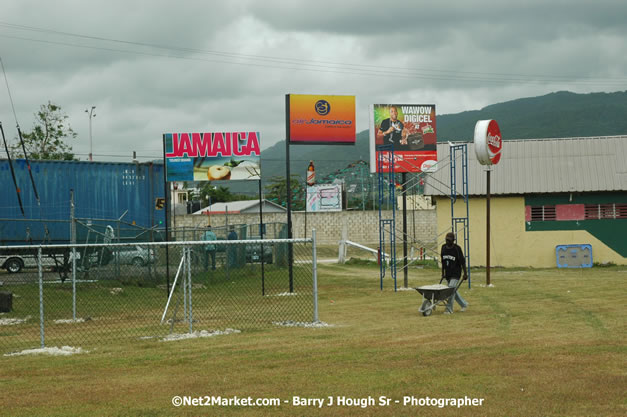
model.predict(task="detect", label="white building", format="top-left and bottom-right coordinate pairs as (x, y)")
top-left (194, 199), bottom-right (287, 215)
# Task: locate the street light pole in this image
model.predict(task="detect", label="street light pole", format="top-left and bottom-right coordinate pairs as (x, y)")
top-left (85, 106), bottom-right (96, 161)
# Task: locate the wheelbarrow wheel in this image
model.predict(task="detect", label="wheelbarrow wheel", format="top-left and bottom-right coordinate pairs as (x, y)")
top-left (420, 300), bottom-right (434, 316)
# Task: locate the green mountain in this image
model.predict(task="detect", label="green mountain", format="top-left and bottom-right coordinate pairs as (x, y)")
top-left (437, 90), bottom-right (627, 141)
top-left (259, 129), bottom-right (371, 184)
top-left (226, 90), bottom-right (627, 194)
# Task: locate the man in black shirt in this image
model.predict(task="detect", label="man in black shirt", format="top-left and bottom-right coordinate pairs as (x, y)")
top-left (440, 232), bottom-right (469, 314)
top-left (379, 106), bottom-right (408, 149)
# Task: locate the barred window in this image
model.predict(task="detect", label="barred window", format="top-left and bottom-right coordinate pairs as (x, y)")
top-left (530, 205), bottom-right (556, 221)
top-left (585, 203), bottom-right (627, 220)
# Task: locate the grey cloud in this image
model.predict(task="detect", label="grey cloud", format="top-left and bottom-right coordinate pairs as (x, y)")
top-left (246, 1), bottom-right (627, 35)
top-left (1, 0), bottom-right (625, 161)
top-left (0, 0), bottom-right (240, 74)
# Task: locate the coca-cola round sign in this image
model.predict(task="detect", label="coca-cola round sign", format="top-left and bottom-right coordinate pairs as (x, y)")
top-left (474, 120), bottom-right (502, 165)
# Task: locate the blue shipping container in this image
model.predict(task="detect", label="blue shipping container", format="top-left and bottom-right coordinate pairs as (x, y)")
top-left (0, 159), bottom-right (166, 245)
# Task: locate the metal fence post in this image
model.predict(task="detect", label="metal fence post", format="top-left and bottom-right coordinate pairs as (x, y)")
top-left (38, 247), bottom-right (45, 348)
top-left (312, 229), bottom-right (319, 323)
top-left (187, 247), bottom-right (193, 334)
top-left (70, 190), bottom-right (77, 321)
top-left (183, 248), bottom-right (188, 322)
top-left (116, 218), bottom-right (121, 279)
top-left (72, 246), bottom-right (77, 321)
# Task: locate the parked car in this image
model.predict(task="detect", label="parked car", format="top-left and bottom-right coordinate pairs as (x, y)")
top-left (245, 238), bottom-right (273, 264)
top-left (111, 245), bottom-right (156, 267)
top-left (1, 251), bottom-right (78, 274)
top-left (1, 254), bottom-right (31, 273)
top-left (1, 245), bottom-right (156, 273)
top-left (189, 237), bottom-right (273, 266)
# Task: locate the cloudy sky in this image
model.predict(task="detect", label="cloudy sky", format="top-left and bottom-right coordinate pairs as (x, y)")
top-left (1, 0), bottom-right (626, 162)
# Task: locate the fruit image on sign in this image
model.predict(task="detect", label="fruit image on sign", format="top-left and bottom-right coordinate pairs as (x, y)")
top-left (207, 165), bottom-right (231, 180)
top-left (474, 120), bottom-right (502, 165)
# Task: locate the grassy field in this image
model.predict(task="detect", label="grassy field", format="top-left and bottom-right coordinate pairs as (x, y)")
top-left (1, 262), bottom-right (625, 416)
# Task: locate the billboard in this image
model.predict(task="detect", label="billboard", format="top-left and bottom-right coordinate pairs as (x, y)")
top-left (306, 184), bottom-right (342, 212)
top-left (287, 94), bottom-right (356, 145)
top-left (163, 132), bottom-right (261, 182)
top-left (369, 104), bottom-right (438, 173)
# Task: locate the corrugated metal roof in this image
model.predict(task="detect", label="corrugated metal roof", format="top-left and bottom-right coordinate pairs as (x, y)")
top-left (424, 136), bottom-right (627, 196)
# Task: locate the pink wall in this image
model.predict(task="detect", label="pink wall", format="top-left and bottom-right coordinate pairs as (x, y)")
top-left (555, 204), bottom-right (585, 221)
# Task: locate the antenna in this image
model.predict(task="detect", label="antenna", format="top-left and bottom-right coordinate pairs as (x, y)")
top-left (1, 55), bottom-right (40, 204)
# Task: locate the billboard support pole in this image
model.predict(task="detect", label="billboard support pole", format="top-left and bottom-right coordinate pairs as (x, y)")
top-left (402, 172), bottom-right (408, 288)
top-left (474, 119), bottom-right (502, 288)
top-left (486, 167), bottom-right (491, 287)
top-left (285, 95), bottom-right (294, 293)
top-left (304, 196), bottom-right (307, 239)
top-left (162, 135), bottom-right (170, 295)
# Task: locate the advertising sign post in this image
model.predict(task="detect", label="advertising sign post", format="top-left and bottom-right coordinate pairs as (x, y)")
top-left (370, 104), bottom-right (438, 288)
top-left (474, 120), bottom-right (503, 286)
top-left (162, 131), bottom-right (263, 294)
top-left (286, 94), bottom-right (356, 292)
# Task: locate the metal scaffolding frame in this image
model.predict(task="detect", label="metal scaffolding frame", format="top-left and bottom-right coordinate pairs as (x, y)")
top-left (377, 145), bottom-right (397, 291)
top-left (449, 143), bottom-right (471, 287)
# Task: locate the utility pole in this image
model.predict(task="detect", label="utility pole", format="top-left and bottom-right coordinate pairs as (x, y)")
top-left (85, 106), bottom-right (96, 161)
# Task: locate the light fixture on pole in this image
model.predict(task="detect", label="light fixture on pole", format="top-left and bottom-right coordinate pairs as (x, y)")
top-left (85, 106), bottom-right (96, 161)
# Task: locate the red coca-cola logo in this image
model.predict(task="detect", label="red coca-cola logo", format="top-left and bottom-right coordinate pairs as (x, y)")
top-left (486, 120), bottom-right (502, 165)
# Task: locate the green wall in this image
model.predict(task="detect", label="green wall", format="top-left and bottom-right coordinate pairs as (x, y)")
top-left (525, 193), bottom-right (627, 256)
top-left (525, 192), bottom-right (627, 206)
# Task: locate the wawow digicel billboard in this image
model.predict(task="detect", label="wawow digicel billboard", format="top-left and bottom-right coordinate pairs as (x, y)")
top-left (163, 132), bottom-right (261, 182)
top-left (369, 104), bottom-right (437, 173)
top-left (286, 94), bottom-right (356, 145)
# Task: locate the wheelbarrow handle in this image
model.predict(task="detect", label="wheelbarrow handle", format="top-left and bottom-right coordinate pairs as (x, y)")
top-left (439, 276), bottom-right (464, 291)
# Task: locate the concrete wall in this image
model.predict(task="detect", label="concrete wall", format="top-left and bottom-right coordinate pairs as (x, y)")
top-left (435, 196), bottom-right (626, 267)
top-left (175, 209), bottom-right (437, 247)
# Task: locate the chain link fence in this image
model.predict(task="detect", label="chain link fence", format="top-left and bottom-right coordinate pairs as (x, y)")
top-left (169, 222), bottom-right (287, 242)
top-left (0, 235), bottom-right (317, 353)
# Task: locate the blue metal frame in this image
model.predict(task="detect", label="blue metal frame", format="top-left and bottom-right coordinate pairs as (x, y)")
top-left (377, 145), bottom-right (397, 291)
top-left (449, 144), bottom-right (471, 287)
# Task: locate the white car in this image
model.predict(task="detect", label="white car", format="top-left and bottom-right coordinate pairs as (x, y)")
top-left (111, 245), bottom-right (156, 267)
top-left (1, 245), bottom-right (155, 273)
top-left (1, 251), bottom-right (77, 274)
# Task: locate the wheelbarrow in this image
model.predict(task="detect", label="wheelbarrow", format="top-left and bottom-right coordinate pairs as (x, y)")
top-left (415, 277), bottom-right (464, 316)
